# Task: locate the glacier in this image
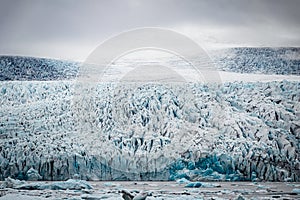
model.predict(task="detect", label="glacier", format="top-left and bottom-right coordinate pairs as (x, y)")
top-left (0, 80), bottom-right (299, 181)
top-left (0, 49), bottom-right (299, 182)
top-left (0, 56), bottom-right (78, 81)
top-left (0, 47), bottom-right (299, 81)
top-left (213, 47), bottom-right (300, 75)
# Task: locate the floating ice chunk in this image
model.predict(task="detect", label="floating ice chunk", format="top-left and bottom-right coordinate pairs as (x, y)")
top-left (38, 179), bottom-right (93, 190)
top-left (133, 190), bottom-right (148, 200)
top-left (0, 177), bottom-right (26, 189)
top-left (292, 188), bottom-right (300, 194)
top-left (121, 189), bottom-right (134, 200)
top-left (26, 168), bottom-right (42, 181)
top-left (176, 178), bottom-right (190, 184)
top-left (81, 194), bottom-right (114, 199)
top-left (200, 182), bottom-right (221, 188)
top-left (1, 178), bottom-right (93, 190)
top-left (185, 182), bottom-right (202, 188)
top-left (236, 195), bottom-right (246, 200)
top-left (103, 182), bottom-right (121, 187)
top-left (185, 181), bottom-right (221, 188)
top-left (0, 194), bottom-right (44, 200)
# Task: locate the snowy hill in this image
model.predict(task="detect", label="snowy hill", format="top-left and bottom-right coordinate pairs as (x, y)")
top-left (0, 56), bottom-right (78, 81)
top-left (214, 47), bottom-right (300, 75)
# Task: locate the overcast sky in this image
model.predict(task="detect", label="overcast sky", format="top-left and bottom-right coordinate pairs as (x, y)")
top-left (0, 0), bottom-right (300, 61)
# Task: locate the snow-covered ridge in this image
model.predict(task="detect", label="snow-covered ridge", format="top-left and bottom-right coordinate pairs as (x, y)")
top-left (0, 80), bottom-right (299, 181)
top-left (0, 47), bottom-right (299, 81)
top-left (213, 47), bottom-right (300, 75)
top-left (0, 56), bottom-right (78, 81)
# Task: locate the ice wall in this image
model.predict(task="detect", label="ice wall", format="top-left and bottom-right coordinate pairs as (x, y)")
top-left (0, 80), bottom-right (299, 181)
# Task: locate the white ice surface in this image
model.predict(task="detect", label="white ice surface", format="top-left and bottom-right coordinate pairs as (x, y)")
top-left (218, 71), bottom-right (300, 83)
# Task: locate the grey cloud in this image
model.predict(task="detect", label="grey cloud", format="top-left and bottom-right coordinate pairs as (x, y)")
top-left (0, 0), bottom-right (299, 60)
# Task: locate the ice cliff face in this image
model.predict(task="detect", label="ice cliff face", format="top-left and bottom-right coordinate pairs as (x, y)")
top-left (0, 79), bottom-right (299, 181)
